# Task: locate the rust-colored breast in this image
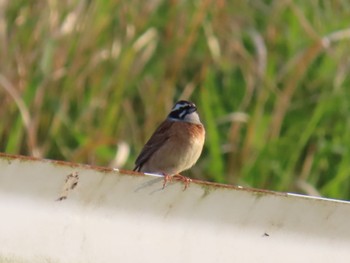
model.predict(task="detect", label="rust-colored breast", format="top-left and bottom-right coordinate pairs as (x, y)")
top-left (138, 120), bottom-right (205, 175)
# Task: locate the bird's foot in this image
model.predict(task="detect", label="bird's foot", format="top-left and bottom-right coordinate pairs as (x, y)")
top-left (173, 174), bottom-right (192, 190)
top-left (162, 173), bottom-right (173, 189)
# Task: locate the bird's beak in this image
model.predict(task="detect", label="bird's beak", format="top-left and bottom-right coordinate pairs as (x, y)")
top-left (188, 106), bottom-right (197, 113)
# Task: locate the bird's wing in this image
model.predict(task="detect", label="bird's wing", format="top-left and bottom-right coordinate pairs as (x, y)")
top-left (133, 120), bottom-right (174, 171)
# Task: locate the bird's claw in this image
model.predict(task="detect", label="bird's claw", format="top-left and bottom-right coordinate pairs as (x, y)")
top-left (162, 173), bottom-right (192, 190)
top-left (173, 174), bottom-right (192, 190)
top-left (162, 174), bottom-right (172, 189)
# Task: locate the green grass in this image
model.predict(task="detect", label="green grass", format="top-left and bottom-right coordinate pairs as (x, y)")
top-left (1, 0), bottom-right (350, 199)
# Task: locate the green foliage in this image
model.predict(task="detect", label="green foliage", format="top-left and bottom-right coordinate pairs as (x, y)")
top-left (1, 0), bottom-right (350, 199)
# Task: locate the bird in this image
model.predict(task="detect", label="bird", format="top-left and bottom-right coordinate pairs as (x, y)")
top-left (133, 100), bottom-right (205, 189)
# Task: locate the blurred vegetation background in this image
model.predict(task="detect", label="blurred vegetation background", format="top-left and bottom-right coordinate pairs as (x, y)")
top-left (1, 0), bottom-right (350, 199)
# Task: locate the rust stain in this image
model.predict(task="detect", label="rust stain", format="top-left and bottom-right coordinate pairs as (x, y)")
top-left (118, 169), bottom-right (144, 176)
top-left (56, 171), bottom-right (79, 201)
top-left (0, 152), bottom-right (310, 200)
top-left (0, 152), bottom-right (143, 176)
top-left (200, 185), bottom-right (212, 199)
top-left (189, 178), bottom-right (288, 197)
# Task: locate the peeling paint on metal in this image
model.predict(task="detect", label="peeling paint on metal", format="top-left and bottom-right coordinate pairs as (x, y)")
top-left (56, 171), bottom-right (79, 201)
top-left (1, 152), bottom-right (350, 262)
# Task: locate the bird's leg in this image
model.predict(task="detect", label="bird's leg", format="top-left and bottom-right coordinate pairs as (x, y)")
top-left (173, 174), bottom-right (192, 190)
top-left (162, 173), bottom-right (173, 189)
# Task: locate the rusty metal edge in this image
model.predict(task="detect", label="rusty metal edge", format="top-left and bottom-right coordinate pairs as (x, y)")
top-left (1, 152), bottom-right (348, 205)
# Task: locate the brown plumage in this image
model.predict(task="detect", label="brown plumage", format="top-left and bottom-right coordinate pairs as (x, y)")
top-left (133, 100), bottom-right (205, 188)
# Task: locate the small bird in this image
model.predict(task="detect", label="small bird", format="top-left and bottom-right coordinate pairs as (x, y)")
top-left (133, 100), bottom-right (205, 189)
